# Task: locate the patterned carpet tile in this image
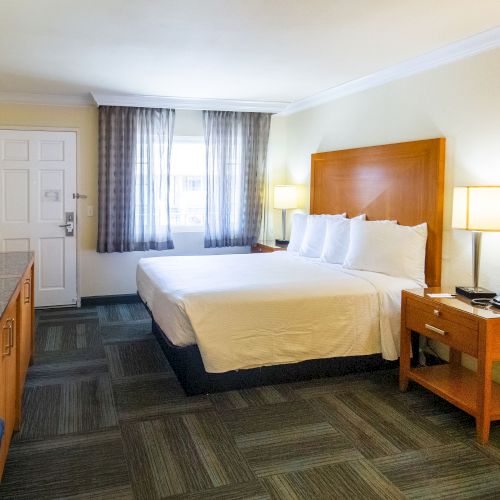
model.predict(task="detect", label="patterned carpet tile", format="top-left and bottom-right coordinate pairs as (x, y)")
top-left (121, 412), bottom-right (254, 499)
top-left (220, 400), bottom-right (327, 436)
top-left (0, 430), bottom-right (130, 500)
top-left (101, 320), bottom-right (154, 344)
top-left (166, 481), bottom-right (270, 500)
top-left (98, 303), bottom-right (150, 323)
top-left (372, 441), bottom-right (500, 499)
top-left (14, 374), bottom-right (117, 441)
top-left (262, 460), bottom-right (404, 500)
top-left (113, 372), bottom-right (212, 421)
top-left (105, 339), bottom-right (171, 378)
top-left (317, 388), bottom-right (446, 455)
top-left (34, 316), bottom-right (105, 365)
top-left (236, 421), bottom-right (363, 477)
top-left (25, 358), bottom-right (109, 386)
top-left (36, 307), bottom-right (98, 323)
top-left (209, 384), bottom-right (298, 411)
top-left (3, 302), bottom-right (500, 499)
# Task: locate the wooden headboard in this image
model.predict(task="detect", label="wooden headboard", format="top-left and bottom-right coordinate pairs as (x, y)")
top-left (311, 138), bottom-right (445, 287)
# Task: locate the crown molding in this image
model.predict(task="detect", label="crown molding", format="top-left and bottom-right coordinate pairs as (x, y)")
top-left (281, 26), bottom-right (500, 116)
top-left (91, 92), bottom-right (288, 113)
top-left (0, 91), bottom-right (93, 107)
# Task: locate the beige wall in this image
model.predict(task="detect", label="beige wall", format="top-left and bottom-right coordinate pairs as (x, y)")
top-left (0, 105), bottom-right (284, 296)
top-left (284, 47), bottom-right (500, 294)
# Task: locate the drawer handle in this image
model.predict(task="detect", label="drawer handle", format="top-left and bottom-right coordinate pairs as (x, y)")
top-left (24, 279), bottom-right (31, 304)
top-left (9, 318), bottom-right (15, 348)
top-left (425, 323), bottom-right (447, 336)
top-left (433, 309), bottom-right (440, 317)
top-left (2, 323), bottom-right (10, 356)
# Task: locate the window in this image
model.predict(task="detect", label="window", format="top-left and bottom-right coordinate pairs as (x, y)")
top-left (170, 136), bottom-right (206, 230)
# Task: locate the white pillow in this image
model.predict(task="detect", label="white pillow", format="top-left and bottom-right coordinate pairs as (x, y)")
top-left (343, 221), bottom-right (428, 285)
top-left (299, 214), bottom-right (344, 258)
top-left (320, 214), bottom-right (366, 264)
top-left (287, 213), bottom-right (308, 253)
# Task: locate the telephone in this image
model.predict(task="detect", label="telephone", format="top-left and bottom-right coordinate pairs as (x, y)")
top-left (492, 296), bottom-right (500, 308)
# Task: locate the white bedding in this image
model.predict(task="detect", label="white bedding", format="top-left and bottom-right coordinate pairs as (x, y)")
top-left (137, 252), bottom-right (420, 373)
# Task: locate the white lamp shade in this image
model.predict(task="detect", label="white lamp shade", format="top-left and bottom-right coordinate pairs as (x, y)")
top-left (452, 186), bottom-right (500, 231)
top-left (274, 185), bottom-right (298, 209)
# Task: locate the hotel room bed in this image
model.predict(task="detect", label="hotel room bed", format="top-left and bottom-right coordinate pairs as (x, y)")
top-left (137, 251), bottom-right (420, 373)
top-left (137, 138), bottom-right (445, 394)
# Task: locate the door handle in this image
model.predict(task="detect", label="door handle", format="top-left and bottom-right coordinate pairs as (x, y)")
top-left (59, 212), bottom-right (75, 236)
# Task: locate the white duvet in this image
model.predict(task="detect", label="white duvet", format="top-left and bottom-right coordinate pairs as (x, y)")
top-left (137, 252), bottom-right (420, 373)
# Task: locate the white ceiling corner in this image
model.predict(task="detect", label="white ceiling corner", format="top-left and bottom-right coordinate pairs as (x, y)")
top-left (281, 26), bottom-right (500, 115)
top-left (91, 93), bottom-right (289, 113)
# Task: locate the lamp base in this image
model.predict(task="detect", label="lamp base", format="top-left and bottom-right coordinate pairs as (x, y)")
top-left (455, 286), bottom-right (497, 299)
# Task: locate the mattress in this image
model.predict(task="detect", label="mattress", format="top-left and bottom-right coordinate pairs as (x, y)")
top-left (137, 252), bottom-right (420, 373)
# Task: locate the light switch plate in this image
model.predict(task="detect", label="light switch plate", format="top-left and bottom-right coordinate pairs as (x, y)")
top-left (87, 205), bottom-right (94, 217)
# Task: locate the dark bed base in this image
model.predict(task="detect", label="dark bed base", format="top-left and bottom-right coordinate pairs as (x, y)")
top-left (150, 318), bottom-right (402, 396)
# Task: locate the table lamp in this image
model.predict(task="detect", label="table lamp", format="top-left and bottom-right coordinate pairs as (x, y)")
top-left (452, 186), bottom-right (500, 298)
top-left (274, 185), bottom-right (298, 245)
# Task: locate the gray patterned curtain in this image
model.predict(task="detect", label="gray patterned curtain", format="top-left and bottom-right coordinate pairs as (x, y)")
top-left (203, 111), bottom-right (271, 248)
top-left (97, 106), bottom-right (175, 252)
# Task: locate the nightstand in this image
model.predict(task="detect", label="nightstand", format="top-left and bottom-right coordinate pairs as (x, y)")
top-left (400, 288), bottom-right (500, 444)
top-left (251, 241), bottom-right (288, 253)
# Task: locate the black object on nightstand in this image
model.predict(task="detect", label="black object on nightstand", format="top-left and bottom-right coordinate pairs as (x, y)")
top-left (455, 286), bottom-right (497, 299)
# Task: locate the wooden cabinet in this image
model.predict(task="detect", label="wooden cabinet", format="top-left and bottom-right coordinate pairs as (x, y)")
top-left (400, 288), bottom-right (500, 444)
top-left (0, 298), bottom-right (17, 478)
top-left (18, 265), bottom-right (34, 390)
top-left (0, 255), bottom-right (34, 479)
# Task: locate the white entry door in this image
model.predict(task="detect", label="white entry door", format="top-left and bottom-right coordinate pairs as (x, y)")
top-left (0, 130), bottom-right (77, 307)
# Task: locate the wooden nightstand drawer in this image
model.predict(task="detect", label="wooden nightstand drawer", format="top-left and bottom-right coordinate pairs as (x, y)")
top-left (408, 296), bottom-right (479, 330)
top-left (405, 299), bottom-right (478, 357)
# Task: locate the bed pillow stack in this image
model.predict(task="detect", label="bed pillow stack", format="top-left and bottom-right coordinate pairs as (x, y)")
top-left (299, 214), bottom-right (345, 258)
top-left (287, 213), bottom-right (309, 253)
top-left (286, 212), bottom-right (428, 285)
top-left (343, 220), bottom-right (428, 285)
top-left (320, 214), bottom-right (366, 264)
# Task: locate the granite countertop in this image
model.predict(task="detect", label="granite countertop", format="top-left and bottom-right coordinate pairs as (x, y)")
top-left (0, 252), bottom-right (34, 318)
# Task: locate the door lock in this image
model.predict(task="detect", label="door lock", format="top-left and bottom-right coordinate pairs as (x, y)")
top-left (59, 212), bottom-right (75, 236)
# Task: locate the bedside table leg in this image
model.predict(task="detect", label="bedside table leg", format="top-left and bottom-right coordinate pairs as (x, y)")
top-left (400, 326), bottom-right (411, 391)
top-left (476, 326), bottom-right (492, 444)
top-left (449, 348), bottom-right (462, 367)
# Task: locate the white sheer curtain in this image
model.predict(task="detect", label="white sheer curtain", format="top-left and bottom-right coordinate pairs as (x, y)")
top-left (97, 106), bottom-right (175, 252)
top-left (203, 111), bottom-right (271, 248)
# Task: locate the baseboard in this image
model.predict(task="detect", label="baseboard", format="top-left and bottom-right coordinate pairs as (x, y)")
top-left (81, 293), bottom-right (141, 306)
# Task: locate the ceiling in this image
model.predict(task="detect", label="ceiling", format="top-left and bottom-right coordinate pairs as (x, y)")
top-left (1, 0), bottom-right (500, 105)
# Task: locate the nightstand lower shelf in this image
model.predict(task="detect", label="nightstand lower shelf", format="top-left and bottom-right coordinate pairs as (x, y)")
top-left (409, 364), bottom-right (500, 419)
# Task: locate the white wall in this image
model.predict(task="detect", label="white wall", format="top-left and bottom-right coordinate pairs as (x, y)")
top-left (284, 47), bottom-right (500, 295)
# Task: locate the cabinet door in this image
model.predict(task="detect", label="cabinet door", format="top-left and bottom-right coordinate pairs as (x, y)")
top-left (0, 299), bottom-right (17, 479)
top-left (0, 319), bottom-right (6, 479)
top-left (19, 265), bottom-right (33, 387)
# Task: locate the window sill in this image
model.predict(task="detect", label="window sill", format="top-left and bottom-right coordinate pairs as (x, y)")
top-left (172, 226), bottom-right (204, 234)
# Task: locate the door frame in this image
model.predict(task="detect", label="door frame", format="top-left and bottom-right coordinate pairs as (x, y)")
top-left (0, 126), bottom-right (81, 307)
